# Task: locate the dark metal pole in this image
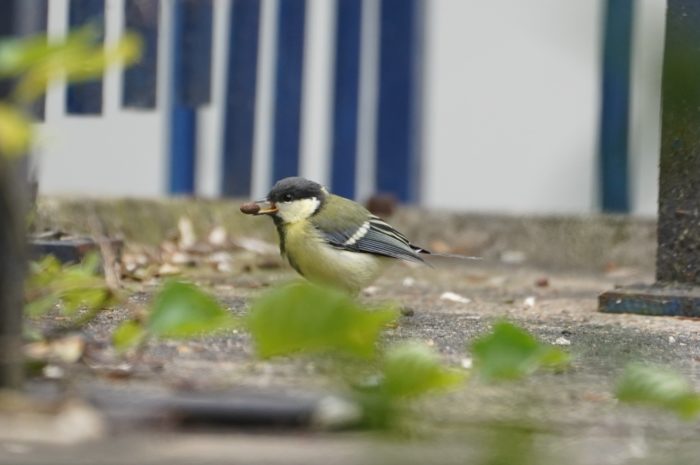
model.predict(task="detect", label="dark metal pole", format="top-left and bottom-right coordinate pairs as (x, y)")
top-left (0, 158), bottom-right (26, 389)
top-left (655, 1), bottom-right (700, 285)
top-left (0, 0), bottom-right (46, 389)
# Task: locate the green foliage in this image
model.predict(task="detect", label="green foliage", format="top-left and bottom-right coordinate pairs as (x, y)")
top-left (616, 363), bottom-right (700, 420)
top-left (245, 283), bottom-right (465, 429)
top-left (0, 27), bottom-right (141, 157)
top-left (470, 322), bottom-right (570, 381)
top-left (355, 342), bottom-right (466, 429)
top-left (148, 281), bottom-right (236, 338)
top-left (112, 320), bottom-right (146, 352)
top-left (0, 103), bottom-right (31, 157)
top-left (246, 282), bottom-right (398, 359)
top-left (381, 343), bottom-right (466, 398)
top-left (25, 253), bottom-right (113, 320)
top-left (0, 27), bottom-right (141, 103)
top-left (112, 281), bottom-right (236, 352)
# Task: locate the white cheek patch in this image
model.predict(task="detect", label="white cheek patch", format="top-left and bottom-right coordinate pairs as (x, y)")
top-left (277, 197), bottom-right (321, 223)
top-left (344, 221), bottom-right (370, 246)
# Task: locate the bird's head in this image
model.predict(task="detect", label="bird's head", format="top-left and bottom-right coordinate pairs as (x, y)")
top-left (255, 177), bottom-right (328, 224)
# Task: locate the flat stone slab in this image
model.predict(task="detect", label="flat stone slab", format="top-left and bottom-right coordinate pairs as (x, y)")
top-left (600, 284), bottom-right (700, 317)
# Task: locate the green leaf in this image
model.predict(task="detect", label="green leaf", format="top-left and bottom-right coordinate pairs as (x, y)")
top-left (25, 252), bottom-right (113, 321)
top-left (381, 343), bottom-right (466, 398)
top-left (112, 320), bottom-right (146, 352)
top-left (148, 281), bottom-right (236, 338)
top-left (471, 321), bottom-right (570, 381)
top-left (0, 35), bottom-right (51, 76)
top-left (61, 287), bottom-right (109, 315)
top-left (616, 363), bottom-right (700, 420)
top-left (24, 293), bottom-right (59, 317)
top-left (0, 103), bottom-right (32, 157)
top-left (353, 343), bottom-right (465, 429)
top-left (246, 282), bottom-right (398, 359)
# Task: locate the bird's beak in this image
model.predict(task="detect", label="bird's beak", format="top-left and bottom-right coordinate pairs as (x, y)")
top-left (255, 200), bottom-right (278, 215)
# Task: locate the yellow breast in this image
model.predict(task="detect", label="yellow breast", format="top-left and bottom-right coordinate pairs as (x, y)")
top-left (283, 222), bottom-right (387, 294)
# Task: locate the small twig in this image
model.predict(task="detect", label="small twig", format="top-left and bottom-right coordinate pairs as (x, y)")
top-left (87, 211), bottom-right (122, 291)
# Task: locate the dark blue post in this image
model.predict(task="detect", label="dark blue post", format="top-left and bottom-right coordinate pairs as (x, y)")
top-left (376, 0), bottom-right (423, 203)
top-left (221, 0), bottom-right (261, 197)
top-left (168, 0), bottom-right (213, 195)
top-left (123, 0), bottom-right (160, 109)
top-left (330, 0), bottom-right (361, 199)
top-left (598, 0), bottom-right (634, 213)
top-left (66, 0), bottom-right (105, 115)
top-left (271, 0), bottom-right (306, 182)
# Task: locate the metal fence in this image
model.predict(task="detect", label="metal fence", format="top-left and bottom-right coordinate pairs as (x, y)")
top-left (1, 0), bottom-right (659, 214)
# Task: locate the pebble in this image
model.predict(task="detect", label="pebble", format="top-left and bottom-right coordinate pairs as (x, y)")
top-left (440, 291), bottom-right (471, 304)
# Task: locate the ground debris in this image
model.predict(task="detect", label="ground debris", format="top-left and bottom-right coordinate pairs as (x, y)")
top-left (440, 291), bottom-right (471, 304)
top-left (117, 218), bottom-right (282, 281)
top-left (0, 393), bottom-right (105, 444)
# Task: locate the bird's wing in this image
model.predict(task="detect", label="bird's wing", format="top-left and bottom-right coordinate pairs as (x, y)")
top-left (310, 198), bottom-right (427, 264)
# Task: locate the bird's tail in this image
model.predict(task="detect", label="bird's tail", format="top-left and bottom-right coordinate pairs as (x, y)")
top-left (411, 245), bottom-right (482, 261)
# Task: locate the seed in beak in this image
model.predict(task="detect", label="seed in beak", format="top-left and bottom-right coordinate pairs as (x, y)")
top-left (240, 202), bottom-right (261, 215)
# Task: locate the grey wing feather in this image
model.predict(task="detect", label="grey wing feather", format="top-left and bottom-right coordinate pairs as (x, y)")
top-left (317, 214), bottom-right (428, 264)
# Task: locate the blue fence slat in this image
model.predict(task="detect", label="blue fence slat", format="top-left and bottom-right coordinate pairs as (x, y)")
top-left (376, 0), bottom-right (423, 203)
top-left (599, 0), bottom-right (634, 213)
top-left (221, 0), bottom-right (261, 197)
top-left (168, 0), bottom-right (214, 194)
top-left (271, 0), bottom-right (306, 182)
top-left (66, 0), bottom-right (105, 115)
top-left (330, 0), bottom-right (361, 199)
top-left (168, 107), bottom-right (197, 193)
top-left (178, 0), bottom-right (213, 106)
top-left (123, 0), bottom-right (160, 108)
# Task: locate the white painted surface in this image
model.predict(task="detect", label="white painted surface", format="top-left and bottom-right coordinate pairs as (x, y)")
top-left (251, 0), bottom-right (278, 200)
top-left (355, 0), bottom-right (380, 202)
top-left (629, 0), bottom-right (665, 216)
top-left (298, 0), bottom-right (336, 187)
top-left (423, 0), bottom-right (604, 214)
top-left (197, 0), bottom-right (230, 197)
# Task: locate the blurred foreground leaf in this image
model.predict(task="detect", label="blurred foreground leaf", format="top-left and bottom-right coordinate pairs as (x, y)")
top-left (471, 322), bottom-right (570, 381)
top-left (356, 343), bottom-right (465, 429)
top-left (148, 281), bottom-right (236, 338)
top-left (382, 343), bottom-right (466, 398)
top-left (0, 103), bottom-right (31, 157)
top-left (247, 282), bottom-right (398, 359)
top-left (0, 27), bottom-right (141, 160)
top-left (0, 26), bottom-right (141, 105)
top-left (25, 253), bottom-right (112, 320)
top-left (616, 363), bottom-right (700, 420)
top-left (112, 320), bottom-right (146, 353)
top-left (111, 281), bottom-right (236, 352)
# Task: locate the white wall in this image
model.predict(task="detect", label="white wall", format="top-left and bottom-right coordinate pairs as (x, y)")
top-left (423, 0), bottom-right (602, 214)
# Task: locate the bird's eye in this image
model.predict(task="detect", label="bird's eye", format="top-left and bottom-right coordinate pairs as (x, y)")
top-left (283, 194), bottom-right (293, 202)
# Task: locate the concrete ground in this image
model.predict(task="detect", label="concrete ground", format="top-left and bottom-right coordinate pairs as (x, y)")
top-left (3, 199), bottom-right (699, 464)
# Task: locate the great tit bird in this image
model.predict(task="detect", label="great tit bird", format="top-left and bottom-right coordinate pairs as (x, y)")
top-left (242, 177), bottom-right (430, 294)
